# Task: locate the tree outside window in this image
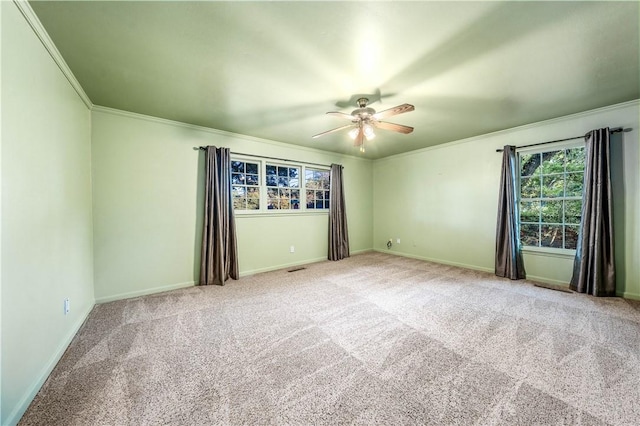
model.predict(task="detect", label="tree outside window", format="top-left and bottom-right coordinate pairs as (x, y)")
top-left (519, 146), bottom-right (584, 250)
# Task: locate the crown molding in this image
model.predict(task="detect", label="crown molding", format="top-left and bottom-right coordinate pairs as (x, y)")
top-left (91, 105), bottom-right (372, 164)
top-left (376, 99), bottom-right (639, 163)
top-left (13, 0), bottom-right (92, 109)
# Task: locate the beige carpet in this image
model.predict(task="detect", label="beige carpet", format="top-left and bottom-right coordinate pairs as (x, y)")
top-left (20, 252), bottom-right (640, 425)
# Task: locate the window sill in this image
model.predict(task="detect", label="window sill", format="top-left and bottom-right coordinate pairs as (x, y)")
top-left (521, 246), bottom-right (576, 259)
top-left (235, 210), bottom-right (328, 218)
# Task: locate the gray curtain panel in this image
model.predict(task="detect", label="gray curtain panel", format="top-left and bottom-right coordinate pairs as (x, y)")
top-left (495, 145), bottom-right (526, 279)
top-left (570, 128), bottom-right (616, 296)
top-left (200, 146), bottom-right (239, 285)
top-left (328, 163), bottom-right (350, 261)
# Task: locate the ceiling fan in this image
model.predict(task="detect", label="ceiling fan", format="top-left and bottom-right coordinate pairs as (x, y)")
top-left (312, 97), bottom-right (415, 153)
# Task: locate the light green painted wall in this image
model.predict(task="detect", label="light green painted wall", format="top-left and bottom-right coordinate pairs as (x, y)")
top-left (91, 108), bottom-right (373, 302)
top-left (1, 3), bottom-right (94, 425)
top-left (0, 2), bottom-right (3, 422)
top-left (373, 101), bottom-right (639, 299)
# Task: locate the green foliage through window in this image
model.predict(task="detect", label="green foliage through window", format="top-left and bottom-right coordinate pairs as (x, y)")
top-left (231, 157), bottom-right (330, 213)
top-left (305, 169), bottom-right (330, 209)
top-left (519, 146), bottom-right (584, 250)
top-left (232, 160), bottom-right (260, 210)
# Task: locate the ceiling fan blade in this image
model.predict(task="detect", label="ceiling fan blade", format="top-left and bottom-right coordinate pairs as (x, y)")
top-left (376, 121), bottom-right (414, 134)
top-left (312, 124), bottom-right (354, 139)
top-left (373, 104), bottom-right (415, 120)
top-left (326, 111), bottom-right (356, 120)
top-left (353, 128), bottom-right (364, 147)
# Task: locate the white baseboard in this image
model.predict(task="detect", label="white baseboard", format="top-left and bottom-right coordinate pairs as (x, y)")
top-left (239, 257), bottom-right (328, 277)
top-left (373, 249), bottom-right (493, 274)
top-left (524, 275), bottom-right (570, 287)
top-left (95, 250), bottom-right (375, 302)
top-left (375, 249), bottom-right (640, 301)
top-left (95, 281), bottom-right (195, 304)
top-left (5, 302), bottom-right (94, 426)
top-left (238, 249), bottom-right (374, 277)
top-left (616, 291), bottom-right (640, 301)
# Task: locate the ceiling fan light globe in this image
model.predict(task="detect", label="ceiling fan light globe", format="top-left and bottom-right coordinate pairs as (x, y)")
top-left (348, 127), bottom-right (360, 140)
top-left (363, 124), bottom-right (375, 140)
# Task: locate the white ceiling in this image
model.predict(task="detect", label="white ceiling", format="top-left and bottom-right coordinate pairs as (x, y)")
top-left (29, 1), bottom-right (639, 159)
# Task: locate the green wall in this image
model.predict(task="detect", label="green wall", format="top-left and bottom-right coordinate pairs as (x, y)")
top-left (373, 101), bottom-right (640, 299)
top-left (1, 1), bottom-right (638, 423)
top-left (91, 108), bottom-right (373, 302)
top-left (1, 2), bottom-right (95, 424)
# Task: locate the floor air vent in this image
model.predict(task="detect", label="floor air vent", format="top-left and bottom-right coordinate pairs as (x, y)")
top-left (288, 267), bottom-right (306, 273)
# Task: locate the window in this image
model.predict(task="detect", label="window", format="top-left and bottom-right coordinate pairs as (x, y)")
top-left (232, 160), bottom-right (260, 210)
top-left (305, 168), bottom-right (330, 209)
top-left (231, 157), bottom-right (330, 213)
top-left (266, 164), bottom-right (300, 210)
top-left (519, 145), bottom-right (585, 250)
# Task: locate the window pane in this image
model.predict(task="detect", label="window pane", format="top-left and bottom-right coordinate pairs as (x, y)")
top-left (520, 153), bottom-right (538, 177)
top-left (520, 201), bottom-right (540, 222)
top-left (278, 167), bottom-right (288, 177)
top-left (246, 163), bottom-right (258, 174)
top-left (278, 176), bottom-right (289, 187)
top-left (520, 176), bottom-right (541, 198)
top-left (246, 174), bottom-right (259, 186)
top-left (233, 196), bottom-right (246, 210)
top-left (266, 165), bottom-right (276, 176)
top-left (290, 190), bottom-right (299, 209)
top-left (540, 150), bottom-right (564, 174)
top-left (518, 148), bottom-right (583, 252)
top-left (232, 173), bottom-right (244, 185)
top-left (306, 190), bottom-right (315, 208)
top-left (267, 188), bottom-right (278, 209)
top-left (541, 225), bottom-right (563, 248)
top-left (231, 161), bottom-right (244, 173)
top-left (566, 148), bottom-right (585, 172)
top-left (541, 175), bottom-right (564, 198)
top-left (564, 200), bottom-right (581, 224)
top-left (325, 199), bottom-right (330, 209)
top-left (247, 187), bottom-right (259, 210)
top-left (565, 172), bottom-right (583, 197)
top-left (565, 225), bottom-right (580, 249)
top-left (289, 168), bottom-right (298, 179)
top-left (520, 224), bottom-right (539, 246)
top-left (541, 200), bottom-right (562, 223)
top-left (232, 186), bottom-right (245, 197)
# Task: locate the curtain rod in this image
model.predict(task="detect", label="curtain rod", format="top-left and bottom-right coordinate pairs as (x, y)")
top-left (495, 127), bottom-right (628, 152)
top-left (194, 146), bottom-right (333, 168)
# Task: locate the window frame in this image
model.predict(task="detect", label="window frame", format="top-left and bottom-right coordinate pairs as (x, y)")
top-left (231, 155), bottom-right (331, 215)
top-left (517, 140), bottom-right (585, 256)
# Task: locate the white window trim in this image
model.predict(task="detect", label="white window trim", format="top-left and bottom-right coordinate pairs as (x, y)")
top-left (517, 139), bottom-right (585, 255)
top-left (231, 155), bottom-right (331, 216)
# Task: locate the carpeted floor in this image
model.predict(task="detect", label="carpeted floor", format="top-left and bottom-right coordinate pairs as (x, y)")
top-left (20, 252), bottom-right (640, 425)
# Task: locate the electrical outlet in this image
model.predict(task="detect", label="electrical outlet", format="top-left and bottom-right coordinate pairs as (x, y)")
top-left (290, 245), bottom-right (295, 253)
top-left (64, 298), bottom-right (70, 315)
